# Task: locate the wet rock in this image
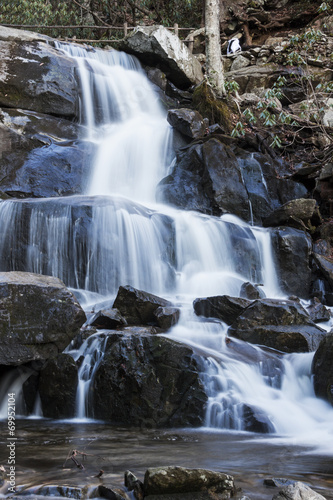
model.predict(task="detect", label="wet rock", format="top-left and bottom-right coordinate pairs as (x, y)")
top-left (313, 253), bottom-right (333, 292)
top-left (228, 298), bottom-right (326, 353)
top-left (15, 485), bottom-right (84, 498)
top-left (0, 27), bottom-right (78, 117)
top-left (113, 285), bottom-right (172, 326)
top-left (193, 295), bottom-right (251, 325)
top-left (270, 227), bottom-right (312, 299)
top-left (242, 404), bottom-right (275, 433)
top-left (272, 481), bottom-right (327, 499)
top-left (89, 308), bottom-right (127, 329)
top-left (125, 470), bottom-right (144, 500)
top-left (167, 108), bottom-right (206, 139)
top-left (38, 353), bottom-right (78, 418)
top-left (153, 306), bottom-right (180, 330)
top-left (144, 466), bottom-right (234, 498)
top-left (306, 298), bottom-right (331, 323)
top-left (263, 199), bottom-right (321, 230)
top-left (240, 282), bottom-right (265, 300)
top-left (157, 137), bottom-right (307, 222)
top-left (0, 108), bottom-right (94, 198)
top-left (264, 478), bottom-right (296, 488)
top-left (22, 370), bottom-right (40, 414)
top-left (92, 485), bottom-right (127, 500)
top-left (312, 331), bottom-right (333, 406)
top-left (120, 25), bottom-right (203, 89)
top-left (92, 332), bottom-right (207, 427)
top-left (0, 272), bottom-right (86, 365)
top-left (157, 138), bottom-right (250, 219)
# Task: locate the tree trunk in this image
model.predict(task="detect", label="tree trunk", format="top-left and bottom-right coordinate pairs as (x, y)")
top-left (205, 0), bottom-right (225, 96)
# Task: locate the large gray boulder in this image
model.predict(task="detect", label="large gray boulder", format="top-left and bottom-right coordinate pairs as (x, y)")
top-left (0, 26), bottom-right (78, 117)
top-left (120, 25), bottom-right (203, 89)
top-left (92, 332), bottom-right (207, 427)
top-left (0, 272), bottom-right (86, 365)
top-left (228, 298), bottom-right (326, 353)
top-left (312, 331), bottom-right (333, 406)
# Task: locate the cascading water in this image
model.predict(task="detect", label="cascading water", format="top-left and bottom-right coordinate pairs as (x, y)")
top-left (0, 41), bottom-right (332, 454)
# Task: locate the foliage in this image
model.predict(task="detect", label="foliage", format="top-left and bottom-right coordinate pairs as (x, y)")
top-left (0, 0), bottom-right (203, 30)
top-left (232, 27), bottom-right (333, 147)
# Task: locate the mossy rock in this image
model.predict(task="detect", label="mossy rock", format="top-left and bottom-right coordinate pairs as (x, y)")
top-left (192, 81), bottom-right (233, 133)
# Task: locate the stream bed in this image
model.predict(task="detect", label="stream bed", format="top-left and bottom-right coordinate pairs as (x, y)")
top-left (0, 420), bottom-right (332, 499)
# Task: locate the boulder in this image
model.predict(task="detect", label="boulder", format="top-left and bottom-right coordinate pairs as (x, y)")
top-left (92, 332), bottom-right (207, 427)
top-left (0, 27), bottom-right (78, 118)
top-left (270, 227), bottom-right (313, 299)
top-left (0, 272), bottom-right (86, 365)
top-left (312, 331), bottom-right (333, 406)
top-left (38, 353), bottom-right (78, 418)
top-left (228, 298), bottom-right (326, 353)
top-left (157, 137), bottom-right (307, 222)
top-left (272, 481), bottom-right (327, 500)
top-left (144, 466), bottom-right (234, 497)
top-left (153, 306), bottom-right (180, 330)
top-left (193, 295), bottom-right (251, 325)
top-left (120, 25), bottom-right (203, 89)
top-left (113, 285), bottom-right (172, 326)
top-left (167, 108), bottom-right (206, 139)
top-left (263, 199), bottom-right (321, 230)
top-left (226, 64), bottom-right (280, 94)
top-left (157, 138), bottom-right (250, 219)
top-left (89, 308), bottom-right (127, 329)
top-left (0, 108), bottom-right (94, 198)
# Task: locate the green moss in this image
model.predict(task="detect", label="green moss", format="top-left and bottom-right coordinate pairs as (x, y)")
top-left (192, 81), bottom-right (233, 133)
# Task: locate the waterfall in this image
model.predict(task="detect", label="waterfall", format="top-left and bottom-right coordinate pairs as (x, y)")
top-left (0, 41), bottom-right (332, 449)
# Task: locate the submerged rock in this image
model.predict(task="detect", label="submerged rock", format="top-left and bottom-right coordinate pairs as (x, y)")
top-left (228, 298), bottom-right (326, 353)
top-left (92, 332), bottom-right (207, 427)
top-left (144, 466), bottom-right (234, 497)
top-left (0, 272), bottom-right (86, 365)
top-left (120, 25), bottom-right (203, 89)
top-left (312, 331), bottom-right (333, 406)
